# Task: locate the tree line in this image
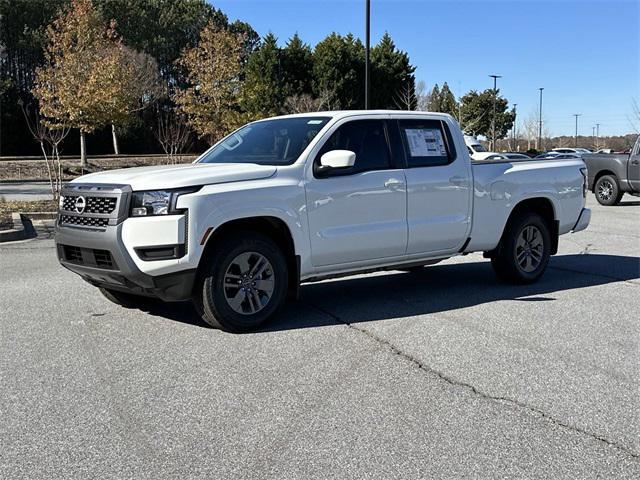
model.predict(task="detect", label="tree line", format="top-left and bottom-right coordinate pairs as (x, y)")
top-left (1, 0), bottom-right (524, 164)
top-left (0, 0), bottom-right (418, 162)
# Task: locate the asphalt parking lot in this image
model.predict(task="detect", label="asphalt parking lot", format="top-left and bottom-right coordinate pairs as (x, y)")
top-left (1, 195), bottom-right (639, 479)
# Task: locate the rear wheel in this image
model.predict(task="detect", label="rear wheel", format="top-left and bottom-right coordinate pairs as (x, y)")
top-left (491, 212), bottom-right (551, 284)
top-left (194, 232), bottom-right (288, 332)
top-left (594, 174), bottom-right (623, 206)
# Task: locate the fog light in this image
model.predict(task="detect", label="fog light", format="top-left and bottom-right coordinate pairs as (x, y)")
top-left (131, 207), bottom-right (148, 216)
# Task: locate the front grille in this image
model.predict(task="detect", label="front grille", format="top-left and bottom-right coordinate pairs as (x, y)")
top-left (60, 245), bottom-right (117, 270)
top-left (60, 215), bottom-right (109, 228)
top-left (61, 195), bottom-right (117, 214)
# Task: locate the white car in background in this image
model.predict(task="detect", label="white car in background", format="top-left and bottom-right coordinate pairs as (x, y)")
top-left (552, 147), bottom-right (592, 156)
top-left (464, 135), bottom-right (499, 160)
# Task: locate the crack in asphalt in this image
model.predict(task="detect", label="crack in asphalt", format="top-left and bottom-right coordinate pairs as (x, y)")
top-left (303, 301), bottom-right (639, 461)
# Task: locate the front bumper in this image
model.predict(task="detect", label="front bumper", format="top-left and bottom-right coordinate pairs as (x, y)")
top-left (572, 208), bottom-right (591, 233)
top-left (55, 223), bottom-right (196, 302)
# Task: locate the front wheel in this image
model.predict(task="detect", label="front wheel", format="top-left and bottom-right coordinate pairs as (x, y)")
top-left (193, 232), bottom-right (288, 332)
top-left (491, 213), bottom-right (551, 284)
top-left (594, 174), bottom-right (623, 206)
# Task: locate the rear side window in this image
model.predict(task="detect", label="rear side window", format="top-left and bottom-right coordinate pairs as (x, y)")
top-left (315, 120), bottom-right (391, 175)
top-left (398, 119), bottom-right (456, 167)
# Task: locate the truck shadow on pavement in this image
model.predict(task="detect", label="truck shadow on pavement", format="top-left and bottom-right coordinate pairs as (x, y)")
top-left (144, 253), bottom-right (639, 331)
top-left (265, 253), bottom-right (640, 331)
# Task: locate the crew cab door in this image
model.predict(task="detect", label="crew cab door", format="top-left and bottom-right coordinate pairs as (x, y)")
top-left (628, 136), bottom-right (640, 192)
top-left (305, 119), bottom-right (407, 266)
top-left (394, 118), bottom-right (472, 254)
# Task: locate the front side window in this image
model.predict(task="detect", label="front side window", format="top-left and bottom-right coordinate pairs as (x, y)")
top-left (198, 117), bottom-right (330, 166)
top-left (398, 119), bottom-right (456, 167)
top-left (315, 120), bottom-right (391, 175)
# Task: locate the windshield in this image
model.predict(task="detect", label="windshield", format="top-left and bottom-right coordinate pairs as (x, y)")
top-left (472, 143), bottom-right (487, 152)
top-left (198, 117), bottom-right (330, 166)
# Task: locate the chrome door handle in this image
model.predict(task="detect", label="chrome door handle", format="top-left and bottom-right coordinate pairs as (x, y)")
top-left (449, 175), bottom-right (467, 185)
top-left (384, 178), bottom-right (404, 189)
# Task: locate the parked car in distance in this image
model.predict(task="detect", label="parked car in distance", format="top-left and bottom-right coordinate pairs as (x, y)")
top-left (595, 148), bottom-right (614, 154)
top-left (582, 135), bottom-right (640, 205)
top-left (552, 147), bottom-right (592, 156)
top-left (502, 153), bottom-right (532, 160)
top-left (54, 111), bottom-right (591, 332)
top-left (464, 135), bottom-right (499, 161)
top-left (535, 152), bottom-right (581, 160)
top-left (481, 153), bottom-right (533, 161)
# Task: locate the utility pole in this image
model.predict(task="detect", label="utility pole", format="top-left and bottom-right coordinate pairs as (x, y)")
top-left (596, 123), bottom-right (600, 150)
top-left (538, 88), bottom-right (544, 151)
top-left (489, 75), bottom-right (501, 151)
top-left (364, 0), bottom-right (370, 110)
top-left (573, 113), bottom-right (581, 147)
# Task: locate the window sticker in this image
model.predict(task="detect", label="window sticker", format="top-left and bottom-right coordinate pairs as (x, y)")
top-left (404, 128), bottom-right (447, 157)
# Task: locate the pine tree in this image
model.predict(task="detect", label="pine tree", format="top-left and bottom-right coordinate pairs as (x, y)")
top-left (371, 32), bottom-right (415, 109)
top-left (427, 84), bottom-right (441, 111)
top-left (241, 33), bottom-right (284, 117)
top-left (438, 82), bottom-right (459, 117)
top-left (312, 33), bottom-right (364, 109)
top-left (281, 33), bottom-right (313, 99)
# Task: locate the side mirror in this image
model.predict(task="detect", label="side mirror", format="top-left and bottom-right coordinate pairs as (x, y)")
top-left (319, 150), bottom-right (356, 169)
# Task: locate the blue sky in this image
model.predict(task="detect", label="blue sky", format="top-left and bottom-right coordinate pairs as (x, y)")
top-left (213, 0), bottom-right (639, 136)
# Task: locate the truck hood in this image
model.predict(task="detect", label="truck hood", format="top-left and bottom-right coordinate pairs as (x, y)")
top-left (70, 163), bottom-right (277, 190)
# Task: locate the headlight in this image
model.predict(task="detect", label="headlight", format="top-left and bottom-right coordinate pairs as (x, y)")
top-left (130, 187), bottom-right (200, 217)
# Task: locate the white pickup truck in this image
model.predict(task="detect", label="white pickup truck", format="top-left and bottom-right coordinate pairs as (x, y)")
top-left (55, 111), bottom-right (591, 332)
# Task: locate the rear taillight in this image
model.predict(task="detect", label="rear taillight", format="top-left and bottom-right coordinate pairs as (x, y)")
top-left (580, 167), bottom-right (588, 198)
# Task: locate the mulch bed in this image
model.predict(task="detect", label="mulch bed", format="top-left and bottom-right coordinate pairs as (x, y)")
top-left (0, 155), bottom-right (196, 182)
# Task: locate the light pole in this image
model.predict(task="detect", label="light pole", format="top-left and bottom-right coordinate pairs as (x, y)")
top-left (364, 0), bottom-right (370, 110)
top-left (538, 87), bottom-right (544, 151)
top-left (592, 126), bottom-right (596, 149)
top-left (596, 123), bottom-right (600, 150)
top-left (573, 113), bottom-right (582, 147)
top-left (489, 75), bottom-right (501, 150)
top-left (512, 103), bottom-right (517, 149)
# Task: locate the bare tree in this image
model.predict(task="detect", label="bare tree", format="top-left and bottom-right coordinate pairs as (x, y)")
top-left (154, 108), bottom-right (192, 164)
top-left (521, 109), bottom-right (551, 150)
top-left (394, 81), bottom-right (416, 111)
top-left (415, 80), bottom-right (429, 111)
top-left (19, 100), bottom-right (70, 203)
top-left (283, 89), bottom-right (337, 114)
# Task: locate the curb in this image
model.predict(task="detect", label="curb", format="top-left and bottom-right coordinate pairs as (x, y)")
top-left (0, 212), bottom-right (56, 242)
top-left (0, 180), bottom-right (56, 185)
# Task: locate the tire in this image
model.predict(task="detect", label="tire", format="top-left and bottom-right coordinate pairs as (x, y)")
top-left (99, 287), bottom-right (153, 309)
top-left (193, 232), bottom-right (288, 332)
top-left (594, 174), bottom-right (623, 206)
top-left (491, 212), bottom-right (551, 284)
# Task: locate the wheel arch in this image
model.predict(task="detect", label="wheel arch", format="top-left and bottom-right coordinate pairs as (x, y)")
top-left (198, 216), bottom-right (300, 298)
top-left (493, 197), bottom-right (559, 256)
top-left (592, 169), bottom-right (617, 190)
